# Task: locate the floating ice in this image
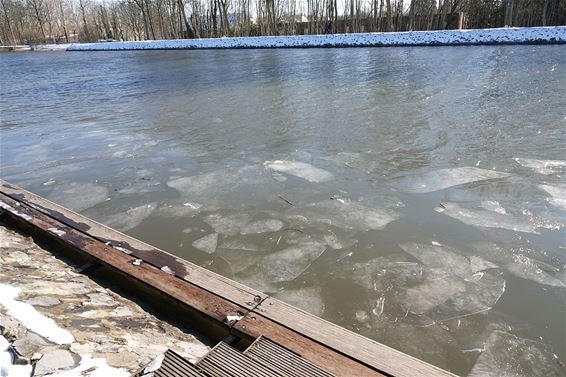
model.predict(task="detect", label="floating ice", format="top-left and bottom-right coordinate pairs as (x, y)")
top-left (260, 242), bottom-right (326, 283)
top-left (103, 203), bottom-right (157, 231)
top-left (240, 219), bottom-right (284, 235)
top-left (394, 167), bottom-right (510, 193)
top-left (204, 213), bottom-right (250, 236)
top-left (469, 331), bottom-right (564, 377)
top-left (514, 158), bottom-right (566, 175)
top-left (167, 165), bottom-right (279, 208)
top-left (0, 283), bottom-right (74, 344)
top-left (470, 256), bottom-right (499, 273)
top-left (216, 241), bottom-right (264, 275)
top-left (480, 201), bottom-right (507, 214)
top-left (264, 160), bottom-right (334, 183)
top-left (506, 254), bottom-right (565, 288)
top-left (47, 182), bottom-right (108, 212)
top-left (273, 287), bottom-right (325, 317)
top-left (436, 202), bottom-right (537, 234)
top-left (540, 184), bottom-right (566, 211)
top-left (290, 199), bottom-right (401, 231)
top-left (192, 233), bottom-right (219, 254)
top-left (399, 243), bottom-right (506, 315)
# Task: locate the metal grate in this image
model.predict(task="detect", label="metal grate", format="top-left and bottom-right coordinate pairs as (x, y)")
top-left (153, 350), bottom-right (205, 377)
top-left (197, 341), bottom-right (283, 377)
top-left (244, 336), bottom-right (334, 377)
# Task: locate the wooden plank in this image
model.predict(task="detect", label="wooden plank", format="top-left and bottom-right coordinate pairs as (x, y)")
top-left (232, 313), bottom-right (384, 377)
top-left (153, 350), bottom-right (206, 377)
top-left (244, 336), bottom-right (333, 377)
top-left (246, 298), bottom-right (456, 377)
top-left (0, 179), bottom-right (266, 310)
top-left (0, 192), bottom-right (247, 328)
top-left (197, 342), bottom-right (282, 377)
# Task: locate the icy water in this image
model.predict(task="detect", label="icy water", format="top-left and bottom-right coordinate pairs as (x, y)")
top-left (1, 46), bottom-right (565, 376)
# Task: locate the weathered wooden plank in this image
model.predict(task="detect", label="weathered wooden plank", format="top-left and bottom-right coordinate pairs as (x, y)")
top-left (232, 313), bottom-right (383, 377)
top-left (0, 179), bottom-right (266, 310)
top-left (246, 298), bottom-right (456, 377)
top-left (154, 350), bottom-right (206, 377)
top-left (244, 336), bottom-right (333, 377)
top-left (0, 192), bottom-right (247, 328)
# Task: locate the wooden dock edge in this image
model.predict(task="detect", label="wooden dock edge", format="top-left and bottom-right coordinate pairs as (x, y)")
top-left (0, 179), bottom-right (456, 377)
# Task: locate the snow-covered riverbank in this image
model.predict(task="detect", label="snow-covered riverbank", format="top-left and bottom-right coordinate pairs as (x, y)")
top-left (68, 26), bottom-right (566, 51)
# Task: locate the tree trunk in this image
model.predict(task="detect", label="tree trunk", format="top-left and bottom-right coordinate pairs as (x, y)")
top-left (385, 0), bottom-right (392, 31)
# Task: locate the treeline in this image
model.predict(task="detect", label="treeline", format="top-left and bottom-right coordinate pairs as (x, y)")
top-left (1, 0), bottom-right (564, 45)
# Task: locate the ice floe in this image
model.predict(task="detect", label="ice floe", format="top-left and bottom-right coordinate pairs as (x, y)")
top-left (539, 184), bottom-right (566, 211)
top-left (0, 283), bottom-right (74, 344)
top-left (264, 160), bottom-right (334, 183)
top-left (435, 202), bottom-right (537, 234)
top-left (514, 158), bottom-right (566, 175)
top-left (394, 167), bottom-right (510, 193)
top-left (240, 219), bottom-right (284, 235)
top-left (259, 241), bottom-right (327, 283)
top-left (204, 213), bottom-right (251, 236)
top-left (47, 182), bottom-right (108, 212)
top-left (273, 287), bottom-right (325, 317)
top-left (103, 203), bottom-right (157, 231)
top-left (468, 331), bottom-right (564, 377)
top-left (288, 199), bottom-right (402, 231)
top-left (68, 27), bottom-right (566, 51)
top-left (192, 233), bottom-right (219, 254)
top-left (506, 254), bottom-right (565, 288)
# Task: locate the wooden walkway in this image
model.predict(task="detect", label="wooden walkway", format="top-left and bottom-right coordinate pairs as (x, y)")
top-left (0, 179), bottom-right (456, 377)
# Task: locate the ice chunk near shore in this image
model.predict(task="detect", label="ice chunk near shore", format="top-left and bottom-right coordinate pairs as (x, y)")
top-left (290, 199), bottom-right (401, 231)
top-left (204, 213), bottom-right (251, 236)
top-left (264, 160), bottom-right (334, 183)
top-left (260, 242), bottom-right (327, 283)
top-left (468, 331), bottom-right (564, 377)
top-left (216, 240), bottom-right (265, 275)
top-left (273, 287), bottom-right (325, 317)
top-left (192, 233), bottom-right (219, 254)
top-left (435, 202), bottom-right (538, 234)
top-left (514, 158), bottom-right (566, 175)
top-left (0, 283), bottom-right (74, 344)
top-left (47, 182), bottom-right (108, 212)
top-left (103, 203), bottom-right (157, 232)
top-left (240, 219), bottom-right (284, 235)
top-left (539, 184), bottom-right (566, 211)
top-left (481, 200), bottom-right (507, 214)
top-left (394, 167), bottom-right (510, 193)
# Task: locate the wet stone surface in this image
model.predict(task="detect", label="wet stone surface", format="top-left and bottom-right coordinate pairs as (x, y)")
top-left (0, 224), bottom-right (210, 375)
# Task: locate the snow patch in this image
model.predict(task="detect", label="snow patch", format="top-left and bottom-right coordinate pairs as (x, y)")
top-left (68, 27), bottom-right (566, 51)
top-left (0, 283), bottom-right (74, 344)
top-left (44, 354), bottom-right (129, 377)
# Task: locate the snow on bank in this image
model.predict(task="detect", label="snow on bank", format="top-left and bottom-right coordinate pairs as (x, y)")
top-left (68, 27), bottom-right (566, 51)
top-left (0, 283), bottom-right (74, 344)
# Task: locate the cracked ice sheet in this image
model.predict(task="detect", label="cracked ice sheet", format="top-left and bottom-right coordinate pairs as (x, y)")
top-left (240, 219), bottom-right (284, 235)
top-left (288, 199), bottom-right (403, 231)
top-left (394, 167), bottom-right (510, 194)
top-left (514, 158), bottom-right (566, 175)
top-left (259, 241), bottom-right (327, 283)
top-left (264, 160), bottom-right (334, 183)
top-left (468, 331), bottom-right (564, 377)
top-left (539, 184), bottom-right (566, 211)
top-left (103, 203), bottom-right (157, 232)
top-left (435, 202), bottom-right (538, 234)
top-left (398, 243), bottom-right (506, 316)
top-left (47, 182), bottom-right (108, 212)
top-left (192, 233), bottom-right (218, 254)
top-left (273, 287), bottom-right (325, 317)
top-left (0, 283), bottom-right (74, 344)
top-left (167, 165), bottom-right (281, 210)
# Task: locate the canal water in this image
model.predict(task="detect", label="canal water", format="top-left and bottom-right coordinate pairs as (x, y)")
top-left (1, 46), bottom-right (565, 376)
